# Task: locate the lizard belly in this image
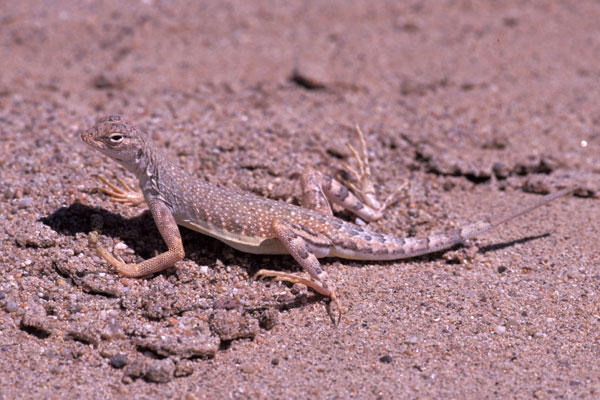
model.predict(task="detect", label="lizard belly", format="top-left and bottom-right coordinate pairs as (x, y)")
top-left (179, 220), bottom-right (289, 255)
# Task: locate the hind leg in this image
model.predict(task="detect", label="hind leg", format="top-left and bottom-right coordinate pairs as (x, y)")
top-left (254, 220), bottom-right (341, 324)
top-left (300, 125), bottom-right (406, 222)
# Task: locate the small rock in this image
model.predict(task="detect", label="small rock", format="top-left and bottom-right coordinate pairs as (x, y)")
top-left (5, 300), bottom-right (18, 313)
top-left (209, 310), bottom-right (259, 341)
top-left (496, 325), bottom-right (506, 334)
top-left (21, 307), bottom-right (53, 337)
top-left (18, 197), bottom-right (32, 209)
top-left (98, 343), bottom-right (121, 359)
top-left (67, 302), bottom-right (82, 314)
top-left (289, 68), bottom-right (327, 90)
top-left (133, 331), bottom-right (219, 359)
top-left (239, 362), bottom-right (258, 374)
top-left (492, 162), bottom-right (511, 179)
top-left (405, 336), bottom-right (418, 345)
top-left (101, 318), bottom-right (125, 341)
top-left (174, 359), bottom-right (195, 377)
top-left (81, 275), bottom-right (122, 297)
top-left (114, 242), bottom-right (128, 250)
top-left (259, 309), bottom-right (279, 330)
top-left (482, 137), bottom-right (508, 150)
top-left (290, 282), bottom-right (307, 295)
top-left (110, 354), bottom-right (127, 369)
top-left (442, 180), bottom-right (455, 191)
top-left (14, 233), bottom-right (56, 249)
top-left (67, 328), bottom-right (99, 347)
top-left (91, 74), bottom-right (127, 90)
top-left (145, 358), bottom-right (175, 383)
top-left (379, 355), bottom-right (393, 364)
top-left (123, 358), bottom-right (146, 380)
top-left (116, 384), bottom-right (129, 395)
top-left (505, 318), bottom-right (520, 330)
top-left (212, 297), bottom-right (240, 310)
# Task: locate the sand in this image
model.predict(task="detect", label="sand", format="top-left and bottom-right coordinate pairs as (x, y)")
top-left (1, 1), bottom-right (599, 398)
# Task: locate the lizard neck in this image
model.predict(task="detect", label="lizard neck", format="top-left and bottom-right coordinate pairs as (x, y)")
top-left (133, 141), bottom-right (203, 212)
top-left (130, 139), bottom-right (169, 197)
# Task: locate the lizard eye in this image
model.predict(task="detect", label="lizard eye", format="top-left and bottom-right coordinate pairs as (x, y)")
top-left (109, 133), bottom-right (124, 143)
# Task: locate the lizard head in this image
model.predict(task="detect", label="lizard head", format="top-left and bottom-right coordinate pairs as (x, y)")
top-left (82, 115), bottom-right (147, 172)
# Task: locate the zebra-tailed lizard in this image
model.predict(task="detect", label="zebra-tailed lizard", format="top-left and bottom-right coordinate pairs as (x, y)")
top-left (82, 116), bottom-right (573, 322)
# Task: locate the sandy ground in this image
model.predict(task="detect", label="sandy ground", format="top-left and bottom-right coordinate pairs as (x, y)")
top-left (1, 0), bottom-right (600, 398)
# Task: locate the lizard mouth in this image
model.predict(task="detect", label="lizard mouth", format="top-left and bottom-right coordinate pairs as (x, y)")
top-left (80, 130), bottom-right (96, 146)
top-left (80, 131), bottom-right (108, 151)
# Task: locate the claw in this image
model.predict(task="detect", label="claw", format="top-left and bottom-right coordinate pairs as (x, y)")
top-left (380, 179), bottom-right (409, 212)
top-left (328, 294), bottom-right (342, 326)
top-left (92, 174), bottom-right (145, 207)
top-left (88, 231), bottom-right (126, 265)
top-left (254, 269), bottom-right (343, 325)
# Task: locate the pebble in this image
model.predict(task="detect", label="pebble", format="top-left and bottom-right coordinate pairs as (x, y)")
top-left (496, 325), bottom-right (507, 334)
top-left (110, 354), bottom-right (128, 369)
top-left (18, 197), bottom-right (32, 209)
top-left (239, 362), bottom-right (258, 374)
top-left (98, 343), bottom-right (120, 358)
top-left (123, 359), bottom-right (146, 380)
top-left (379, 355), bottom-right (393, 364)
top-left (145, 358), bottom-right (175, 383)
top-left (209, 310), bottom-right (259, 341)
top-left (174, 359), bottom-right (195, 377)
top-left (505, 318), bottom-right (520, 329)
top-left (21, 308), bottom-right (53, 336)
top-left (405, 336), bottom-right (418, 344)
top-left (259, 309), bottom-right (279, 330)
top-left (101, 318), bottom-right (125, 340)
top-left (5, 300), bottom-right (18, 313)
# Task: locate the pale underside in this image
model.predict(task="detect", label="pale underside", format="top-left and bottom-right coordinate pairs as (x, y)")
top-left (179, 219), bottom-right (289, 255)
top-left (179, 219), bottom-right (378, 260)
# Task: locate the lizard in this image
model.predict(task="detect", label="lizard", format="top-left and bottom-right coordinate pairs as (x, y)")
top-left (81, 115), bottom-right (573, 322)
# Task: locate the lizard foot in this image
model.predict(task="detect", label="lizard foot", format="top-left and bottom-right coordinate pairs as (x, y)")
top-left (93, 174), bottom-right (146, 207)
top-left (254, 269), bottom-right (342, 325)
top-left (88, 231), bottom-right (141, 277)
top-left (343, 125), bottom-right (407, 216)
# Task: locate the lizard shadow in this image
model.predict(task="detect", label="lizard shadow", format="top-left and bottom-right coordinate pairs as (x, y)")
top-left (41, 202), bottom-right (167, 259)
top-left (476, 233), bottom-right (550, 254)
top-left (40, 202), bottom-right (324, 311)
top-left (42, 203), bottom-right (548, 316)
top-left (41, 202), bottom-right (268, 265)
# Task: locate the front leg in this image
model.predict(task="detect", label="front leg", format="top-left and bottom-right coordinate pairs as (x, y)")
top-left (94, 175), bottom-right (146, 207)
top-left (89, 199), bottom-right (184, 277)
top-left (254, 220), bottom-right (341, 323)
